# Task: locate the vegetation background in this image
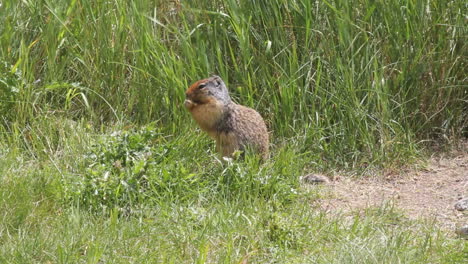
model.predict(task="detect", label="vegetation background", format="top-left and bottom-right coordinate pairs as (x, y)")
top-left (0, 0), bottom-right (466, 262)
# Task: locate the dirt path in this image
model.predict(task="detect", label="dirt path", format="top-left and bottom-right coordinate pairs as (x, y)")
top-left (318, 143), bottom-right (467, 231)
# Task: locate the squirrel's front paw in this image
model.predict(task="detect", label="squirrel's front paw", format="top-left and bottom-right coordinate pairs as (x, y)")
top-left (184, 99), bottom-right (195, 109)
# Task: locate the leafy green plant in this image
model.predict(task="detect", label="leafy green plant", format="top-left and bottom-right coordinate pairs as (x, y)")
top-left (72, 124), bottom-right (177, 210)
top-left (66, 122), bottom-right (306, 211)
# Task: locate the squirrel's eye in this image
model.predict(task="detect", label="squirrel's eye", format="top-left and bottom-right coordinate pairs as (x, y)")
top-left (198, 84), bottom-right (206, 89)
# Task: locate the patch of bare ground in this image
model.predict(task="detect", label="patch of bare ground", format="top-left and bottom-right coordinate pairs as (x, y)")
top-left (316, 141), bottom-right (468, 231)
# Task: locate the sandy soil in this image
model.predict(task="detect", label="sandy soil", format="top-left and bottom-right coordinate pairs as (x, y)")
top-left (315, 142), bottom-right (468, 231)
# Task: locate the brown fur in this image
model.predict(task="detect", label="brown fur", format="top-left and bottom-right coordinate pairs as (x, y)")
top-left (185, 76), bottom-right (269, 160)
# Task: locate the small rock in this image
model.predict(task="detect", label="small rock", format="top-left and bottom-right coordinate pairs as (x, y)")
top-left (301, 174), bottom-right (330, 185)
top-left (455, 225), bottom-right (468, 239)
top-left (454, 198), bottom-right (468, 211)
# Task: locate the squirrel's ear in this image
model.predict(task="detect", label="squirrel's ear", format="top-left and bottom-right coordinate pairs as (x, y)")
top-left (211, 75), bottom-right (223, 87)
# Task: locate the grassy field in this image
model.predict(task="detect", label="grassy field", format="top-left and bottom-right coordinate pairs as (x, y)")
top-left (0, 0), bottom-right (467, 262)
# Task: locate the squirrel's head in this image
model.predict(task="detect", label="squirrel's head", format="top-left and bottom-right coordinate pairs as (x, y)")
top-left (184, 75), bottom-right (231, 110)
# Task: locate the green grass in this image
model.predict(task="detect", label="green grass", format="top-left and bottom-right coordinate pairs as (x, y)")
top-left (0, 0), bottom-right (467, 262)
top-left (1, 120), bottom-right (466, 263)
top-left (1, 0), bottom-right (466, 167)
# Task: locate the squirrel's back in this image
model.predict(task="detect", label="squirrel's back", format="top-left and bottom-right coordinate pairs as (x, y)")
top-left (184, 76), bottom-right (269, 160)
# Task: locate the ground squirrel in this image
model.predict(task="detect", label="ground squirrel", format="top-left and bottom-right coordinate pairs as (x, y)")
top-left (184, 75), bottom-right (269, 160)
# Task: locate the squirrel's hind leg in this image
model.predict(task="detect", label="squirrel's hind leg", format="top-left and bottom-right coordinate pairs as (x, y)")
top-left (216, 132), bottom-right (240, 159)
